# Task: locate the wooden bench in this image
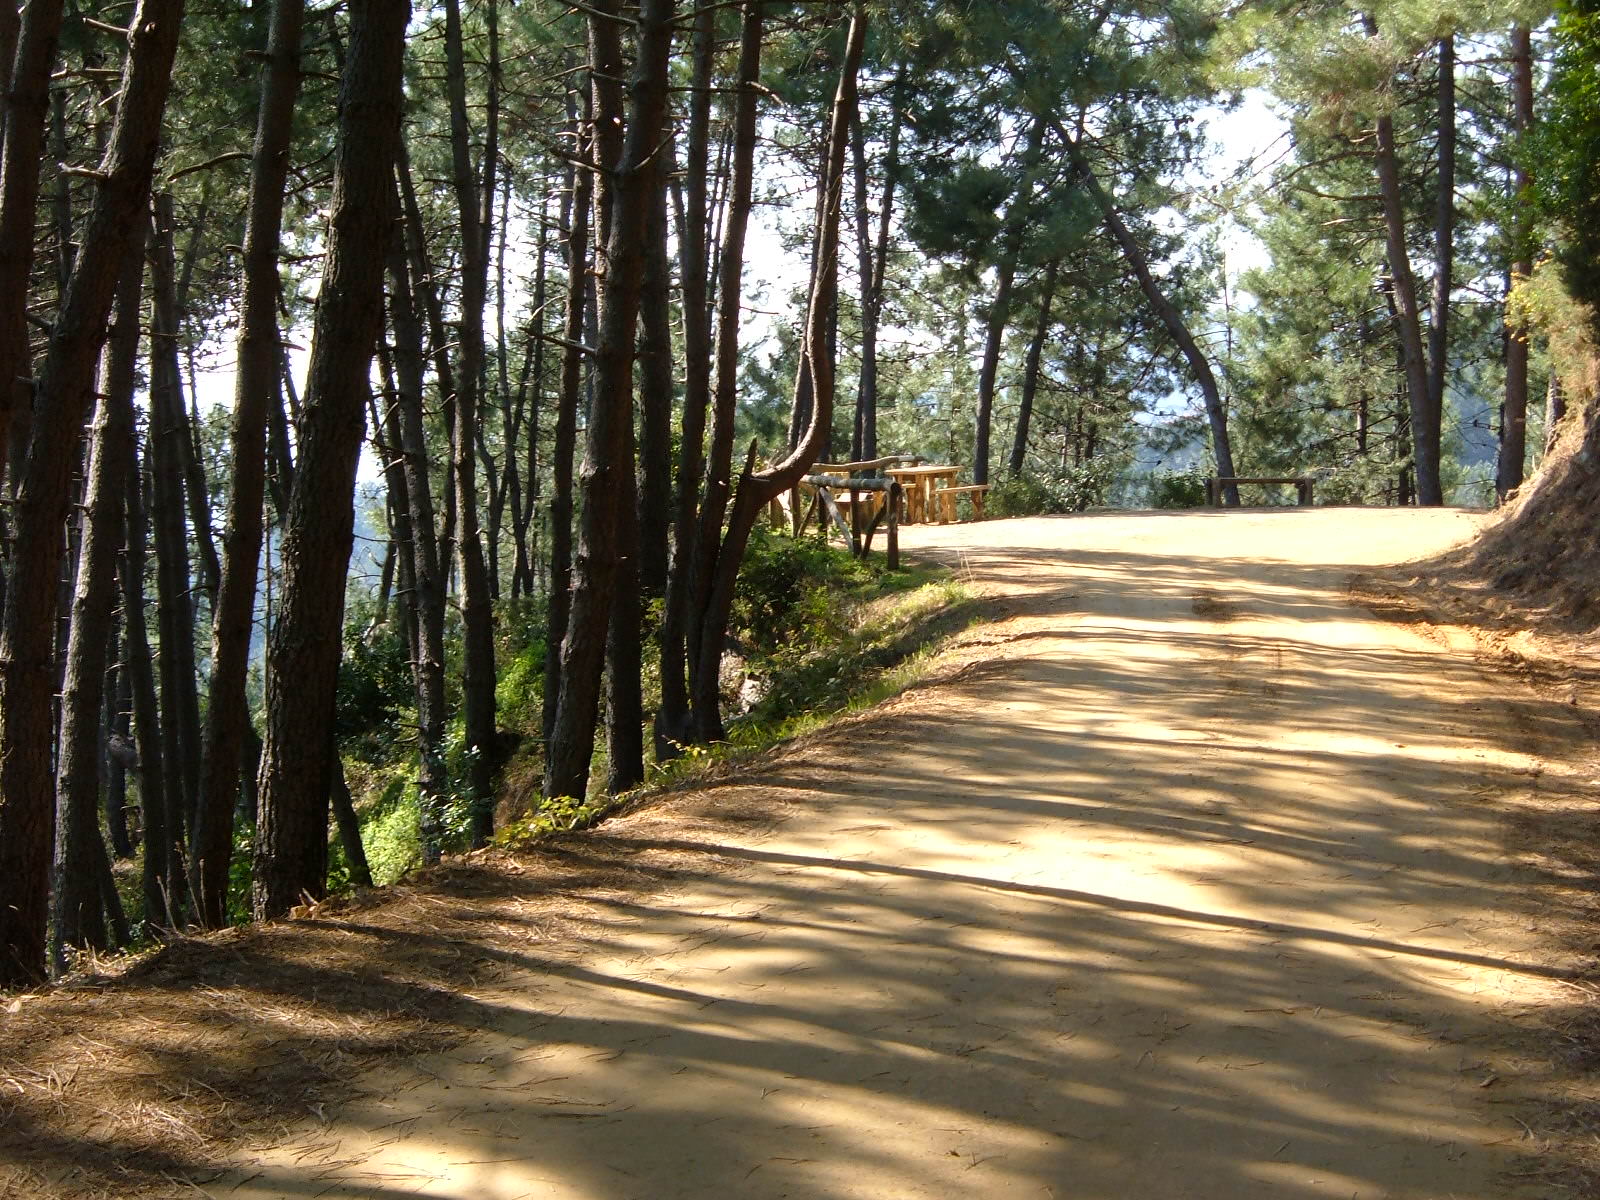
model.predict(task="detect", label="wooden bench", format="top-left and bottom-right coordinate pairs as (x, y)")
top-left (1206, 476), bottom-right (1314, 507)
top-left (933, 483), bottom-right (991, 523)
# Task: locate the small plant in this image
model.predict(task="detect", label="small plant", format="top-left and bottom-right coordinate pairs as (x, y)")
top-left (494, 792), bottom-right (614, 848)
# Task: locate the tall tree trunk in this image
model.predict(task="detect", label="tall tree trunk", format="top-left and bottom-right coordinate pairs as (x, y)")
top-left (0, 8), bottom-right (20, 161)
top-left (974, 116), bottom-right (1044, 486)
top-left (1499, 23), bottom-right (1534, 499)
top-left (104, 644), bottom-right (135, 860)
top-left (512, 196), bottom-right (550, 601)
top-left (125, 447), bottom-right (175, 928)
top-left (0, 0), bottom-right (186, 987)
top-left (192, 0), bottom-right (307, 927)
top-left (1365, 14), bottom-right (1441, 505)
top-left (1425, 33), bottom-right (1455, 483)
top-left (1009, 261), bottom-right (1059, 477)
top-left (1054, 121), bottom-right (1240, 505)
top-left (542, 104), bottom-right (591, 743)
top-left (683, 1), bottom-right (764, 733)
top-left (253, 0), bottom-right (409, 921)
top-left (849, 73), bottom-right (900, 463)
top-left (544, 0), bottom-right (677, 801)
top-left (0, 0), bottom-right (66, 487)
top-left (974, 262), bottom-right (1016, 486)
top-left (656, 1), bottom-right (719, 755)
top-left (148, 194), bottom-right (201, 910)
top-left (383, 228), bottom-right (450, 864)
top-left (636, 122), bottom-right (675, 604)
top-left (329, 752), bottom-right (373, 889)
top-left (443, 0), bottom-right (498, 847)
top-left (51, 239), bottom-right (143, 960)
top-left (688, 1), bottom-right (865, 744)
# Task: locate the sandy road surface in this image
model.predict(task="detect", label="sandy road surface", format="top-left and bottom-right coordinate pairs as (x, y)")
top-left (221, 508), bottom-right (1569, 1199)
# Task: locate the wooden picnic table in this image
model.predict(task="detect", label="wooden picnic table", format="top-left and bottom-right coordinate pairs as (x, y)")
top-left (886, 464), bottom-right (961, 524)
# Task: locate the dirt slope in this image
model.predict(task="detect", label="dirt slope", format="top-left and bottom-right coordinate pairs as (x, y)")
top-left (200, 506), bottom-right (1588, 1200)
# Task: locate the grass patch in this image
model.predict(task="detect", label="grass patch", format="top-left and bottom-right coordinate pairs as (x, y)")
top-left (494, 536), bottom-right (982, 852)
top-left (638, 571), bottom-right (982, 797)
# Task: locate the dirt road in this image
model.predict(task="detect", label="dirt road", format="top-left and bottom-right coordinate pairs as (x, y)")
top-left (222, 508), bottom-right (1571, 1199)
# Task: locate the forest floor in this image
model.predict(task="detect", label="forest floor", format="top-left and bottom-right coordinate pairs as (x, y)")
top-left (7, 506), bottom-right (1600, 1199)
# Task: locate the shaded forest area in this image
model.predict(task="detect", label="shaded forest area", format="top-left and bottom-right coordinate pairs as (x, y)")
top-left (0, 0), bottom-right (1597, 995)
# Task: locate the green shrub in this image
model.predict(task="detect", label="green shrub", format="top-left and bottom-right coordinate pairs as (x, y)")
top-left (359, 772), bottom-right (421, 886)
top-left (334, 623), bottom-right (414, 760)
top-left (989, 463), bottom-right (1114, 517)
top-left (731, 526), bottom-right (872, 660)
top-left (495, 640), bottom-right (546, 735)
top-left (746, 580), bottom-right (979, 725)
top-left (987, 474), bottom-right (1057, 517)
top-left (1148, 467), bottom-right (1209, 509)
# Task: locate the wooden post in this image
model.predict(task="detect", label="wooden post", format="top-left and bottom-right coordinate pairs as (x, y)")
top-left (886, 481), bottom-right (900, 570)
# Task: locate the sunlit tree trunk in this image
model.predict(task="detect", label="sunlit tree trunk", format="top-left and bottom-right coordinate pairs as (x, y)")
top-left (443, 0), bottom-right (499, 846)
top-left (688, 1), bottom-right (865, 744)
top-left (253, 0), bottom-right (410, 920)
top-left (192, 0), bottom-right (306, 928)
top-left (656, 1), bottom-right (719, 755)
top-left (1499, 23), bottom-right (1534, 499)
top-left (1010, 261), bottom-right (1059, 477)
top-left (544, 0), bottom-right (677, 800)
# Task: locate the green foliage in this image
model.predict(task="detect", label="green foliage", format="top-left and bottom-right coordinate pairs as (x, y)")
top-left (745, 579), bottom-right (980, 728)
top-left (493, 793), bottom-right (612, 849)
top-left (1148, 467), bottom-right (1210, 509)
top-left (334, 618), bottom-right (414, 760)
top-left (988, 464), bottom-right (1114, 517)
top-left (357, 773), bottom-right (421, 887)
top-left (495, 640), bottom-right (546, 735)
top-left (731, 527), bottom-right (874, 662)
top-left (1541, 0), bottom-right (1600, 330)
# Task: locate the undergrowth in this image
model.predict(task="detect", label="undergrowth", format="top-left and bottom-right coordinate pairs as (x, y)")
top-left (496, 532), bottom-right (980, 849)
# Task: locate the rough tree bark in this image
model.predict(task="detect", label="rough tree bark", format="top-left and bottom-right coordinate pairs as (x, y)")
top-left (253, 0), bottom-right (410, 921)
top-left (192, 0), bottom-right (306, 928)
top-left (1010, 260), bottom-right (1059, 477)
top-left (0, 0), bottom-right (66, 486)
top-left (1499, 23), bottom-right (1534, 499)
top-left (0, 0), bottom-right (187, 987)
top-left (544, 0), bottom-right (677, 800)
top-left (51, 239), bottom-right (143, 960)
top-left (443, 0), bottom-right (499, 847)
top-left (687, 0), bottom-right (866, 744)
